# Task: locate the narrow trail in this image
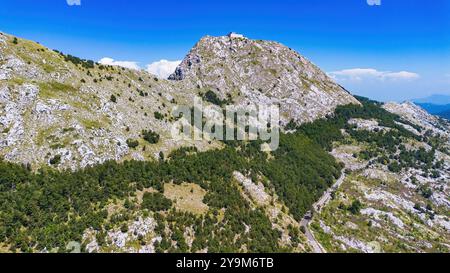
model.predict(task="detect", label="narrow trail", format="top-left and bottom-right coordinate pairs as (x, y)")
top-left (300, 169), bottom-right (347, 253)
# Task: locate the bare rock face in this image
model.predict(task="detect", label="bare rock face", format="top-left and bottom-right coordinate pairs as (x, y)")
top-left (170, 35), bottom-right (359, 124)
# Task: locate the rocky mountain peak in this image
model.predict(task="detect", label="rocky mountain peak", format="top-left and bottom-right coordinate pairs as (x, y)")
top-left (170, 34), bottom-right (359, 123)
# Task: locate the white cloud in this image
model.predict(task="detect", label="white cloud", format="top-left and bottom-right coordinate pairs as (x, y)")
top-left (383, 71), bottom-right (420, 80)
top-left (98, 57), bottom-right (140, 70)
top-left (328, 68), bottom-right (419, 81)
top-left (66, 0), bottom-right (81, 6)
top-left (146, 60), bottom-right (181, 79)
top-left (367, 0), bottom-right (381, 6)
top-left (97, 57), bottom-right (182, 78)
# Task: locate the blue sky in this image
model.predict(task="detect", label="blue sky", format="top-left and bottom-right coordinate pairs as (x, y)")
top-left (0, 0), bottom-right (449, 101)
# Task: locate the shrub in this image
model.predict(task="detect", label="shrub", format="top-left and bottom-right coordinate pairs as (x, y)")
top-left (142, 130), bottom-right (160, 144)
top-left (418, 185), bottom-right (433, 199)
top-left (110, 94), bottom-right (117, 103)
top-left (120, 224), bottom-right (128, 233)
top-left (300, 226), bottom-right (306, 234)
top-left (126, 139), bottom-right (139, 149)
top-left (348, 200), bottom-right (362, 215)
top-left (388, 161), bottom-right (401, 173)
top-left (154, 112), bottom-right (164, 120)
top-left (203, 90), bottom-right (232, 106)
top-left (159, 151), bottom-right (165, 161)
top-left (413, 203), bottom-right (422, 211)
top-left (49, 155), bottom-right (61, 165)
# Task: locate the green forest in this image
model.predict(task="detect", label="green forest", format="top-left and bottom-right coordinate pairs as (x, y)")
top-left (0, 96), bottom-right (433, 252)
top-left (0, 131), bottom-right (340, 252)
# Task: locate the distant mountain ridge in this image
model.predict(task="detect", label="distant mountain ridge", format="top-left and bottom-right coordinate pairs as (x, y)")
top-left (414, 94), bottom-right (450, 105)
top-left (414, 103), bottom-right (450, 120)
top-left (415, 103), bottom-right (450, 114)
top-left (437, 109), bottom-right (450, 119)
top-left (412, 94), bottom-right (450, 120)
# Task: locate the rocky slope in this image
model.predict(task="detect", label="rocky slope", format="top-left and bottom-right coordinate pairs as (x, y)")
top-left (383, 101), bottom-right (450, 138)
top-left (0, 32), bottom-right (357, 170)
top-left (170, 35), bottom-right (359, 123)
top-left (310, 101), bottom-right (450, 253)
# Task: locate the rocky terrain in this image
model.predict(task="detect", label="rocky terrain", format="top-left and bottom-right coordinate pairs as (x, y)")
top-left (0, 32), bottom-right (357, 170)
top-left (384, 101), bottom-right (450, 138)
top-left (310, 101), bottom-right (450, 253)
top-left (170, 35), bottom-right (358, 123)
top-left (81, 172), bottom-right (310, 253)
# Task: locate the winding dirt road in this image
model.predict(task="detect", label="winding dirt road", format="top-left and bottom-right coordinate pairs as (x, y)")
top-left (300, 169), bottom-right (347, 253)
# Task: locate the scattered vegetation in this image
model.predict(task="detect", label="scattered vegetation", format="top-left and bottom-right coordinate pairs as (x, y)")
top-left (38, 81), bottom-right (77, 98)
top-left (53, 50), bottom-right (95, 69)
top-left (0, 96), bottom-right (439, 253)
top-left (289, 96), bottom-right (438, 174)
top-left (0, 115), bottom-right (346, 253)
top-left (80, 119), bottom-right (103, 130)
top-left (202, 90), bottom-right (233, 106)
top-left (291, 96), bottom-right (418, 151)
